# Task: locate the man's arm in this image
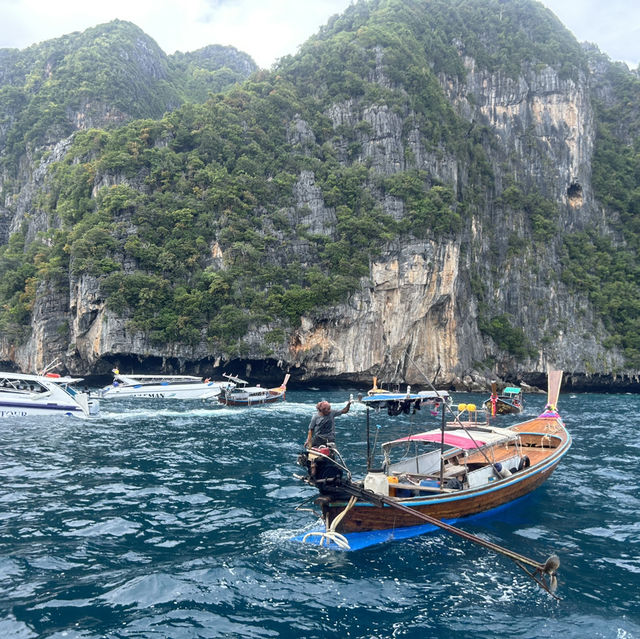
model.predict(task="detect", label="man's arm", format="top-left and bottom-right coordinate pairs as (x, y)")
top-left (340, 400), bottom-right (351, 415)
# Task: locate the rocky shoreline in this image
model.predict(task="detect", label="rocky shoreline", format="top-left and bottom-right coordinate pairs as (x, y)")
top-left (67, 363), bottom-right (640, 394)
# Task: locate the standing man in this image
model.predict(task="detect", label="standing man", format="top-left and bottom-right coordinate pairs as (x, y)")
top-left (305, 399), bottom-right (351, 449)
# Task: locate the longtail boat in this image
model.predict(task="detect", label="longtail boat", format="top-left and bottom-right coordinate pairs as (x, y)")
top-left (296, 371), bottom-right (569, 552)
top-left (484, 382), bottom-right (524, 415)
top-left (218, 374), bottom-right (289, 406)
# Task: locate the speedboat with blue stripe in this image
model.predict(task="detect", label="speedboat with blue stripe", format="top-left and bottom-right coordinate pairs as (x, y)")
top-left (0, 371), bottom-right (99, 418)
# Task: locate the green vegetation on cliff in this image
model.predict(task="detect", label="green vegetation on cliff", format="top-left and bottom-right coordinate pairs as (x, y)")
top-left (0, 20), bottom-right (256, 175)
top-left (561, 49), bottom-right (640, 366)
top-left (1, 0), bottom-right (639, 368)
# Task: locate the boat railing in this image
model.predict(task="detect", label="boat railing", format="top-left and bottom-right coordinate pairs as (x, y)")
top-left (223, 373), bottom-right (248, 386)
top-left (448, 402), bottom-right (489, 427)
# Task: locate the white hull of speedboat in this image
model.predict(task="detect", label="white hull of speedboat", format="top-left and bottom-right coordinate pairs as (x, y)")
top-left (98, 372), bottom-right (233, 400)
top-left (0, 401), bottom-right (95, 418)
top-left (101, 385), bottom-right (224, 400)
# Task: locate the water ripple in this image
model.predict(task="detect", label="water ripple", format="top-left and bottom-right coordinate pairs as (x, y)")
top-left (1, 390), bottom-right (639, 638)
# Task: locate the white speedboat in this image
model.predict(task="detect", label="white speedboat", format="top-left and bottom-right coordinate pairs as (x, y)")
top-left (0, 371), bottom-right (99, 418)
top-left (97, 370), bottom-right (234, 400)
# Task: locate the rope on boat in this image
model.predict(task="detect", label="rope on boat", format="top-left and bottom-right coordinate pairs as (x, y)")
top-left (302, 496), bottom-right (357, 550)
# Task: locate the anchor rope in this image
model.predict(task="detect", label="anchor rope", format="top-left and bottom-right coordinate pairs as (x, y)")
top-left (302, 496), bottom-right (357, 550)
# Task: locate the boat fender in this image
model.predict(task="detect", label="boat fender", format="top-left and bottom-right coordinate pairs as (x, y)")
top-left (518, 455), bottom-right (531, 471)
top-left (493, 463), bottom-right (512, 479)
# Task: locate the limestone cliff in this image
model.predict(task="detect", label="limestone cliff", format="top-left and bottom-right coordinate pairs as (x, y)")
top-left (284, 54), bottom-right (625, 388)
top-left (1, 1), bottom-right (638, 392)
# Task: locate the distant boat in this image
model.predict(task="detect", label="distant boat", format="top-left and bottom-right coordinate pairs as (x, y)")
top-left (218, 374), bottom-right (289, 406)
top-left (366, 376), bottom-right (389, 396)
top-left (361, 381), bottom-right (452, 415)
top-left (97, 370), bottom-right (233, 400)
top-left (484, 382), bottom-right (524, 415)
top-left (0, 371), bottom-right (99, 418)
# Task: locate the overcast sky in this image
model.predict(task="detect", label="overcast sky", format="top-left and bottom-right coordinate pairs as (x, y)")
top-left (1, 0), bottom-right (638, 70)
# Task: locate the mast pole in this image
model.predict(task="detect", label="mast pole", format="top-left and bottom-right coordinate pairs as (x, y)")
top-left (439, 398), bottom-right (446, 486)
top-left (366, 406), bottom-right (371, 470)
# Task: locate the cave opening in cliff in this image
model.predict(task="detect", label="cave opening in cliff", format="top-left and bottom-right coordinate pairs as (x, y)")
top-left (567, 181), bottom-right (583, 204)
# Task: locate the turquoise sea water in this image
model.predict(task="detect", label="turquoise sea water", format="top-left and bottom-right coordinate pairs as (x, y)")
top-left (1, 387), bottom-right (639, 638)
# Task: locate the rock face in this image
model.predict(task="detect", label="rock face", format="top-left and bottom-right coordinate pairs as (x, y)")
top-left (457, 59), bottom-right (594, 211)
top-left (0, 17), bottom-right (635, 391)
top-left (291, 240), bottom-right (472, 382)
top-left (283, 58), bottom-right (626, 388)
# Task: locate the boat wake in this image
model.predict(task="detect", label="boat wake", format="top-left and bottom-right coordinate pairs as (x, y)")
top-left (97, 406), bottom-right (224, 420)
top-left (96, 399), bottom-right (320, 422)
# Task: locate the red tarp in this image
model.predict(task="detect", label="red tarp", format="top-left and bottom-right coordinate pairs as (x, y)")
top-left (386, 432), bottom-right (486, 449)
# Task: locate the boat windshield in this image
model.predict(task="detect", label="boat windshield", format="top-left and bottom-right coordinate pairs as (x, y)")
top-left (0, 376), bottom-right (48, 394)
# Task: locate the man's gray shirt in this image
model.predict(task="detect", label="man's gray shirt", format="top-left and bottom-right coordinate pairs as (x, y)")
top-left (308, 410), bottom-right (341, 445)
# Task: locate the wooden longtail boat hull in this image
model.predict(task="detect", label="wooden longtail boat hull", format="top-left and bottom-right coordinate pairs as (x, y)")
top-left (220, 392), bottom-right (284, 406)
top-left (320, 416), bottom-right (571, 534)
top-left (484, 398), bottom-right (523, 414)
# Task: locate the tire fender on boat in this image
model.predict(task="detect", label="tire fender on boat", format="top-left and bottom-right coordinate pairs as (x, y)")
top-left (518, 455), bottom-right (531, 471)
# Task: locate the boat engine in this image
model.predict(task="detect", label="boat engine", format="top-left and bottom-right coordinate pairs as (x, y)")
top-left (297, 446), bottom-right (343, 486)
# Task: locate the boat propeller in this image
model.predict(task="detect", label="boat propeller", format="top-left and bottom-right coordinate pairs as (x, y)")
top-left (515, 553), bottom-right (560, 598)
top-left (542, 554), bottom-right (560, 593)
